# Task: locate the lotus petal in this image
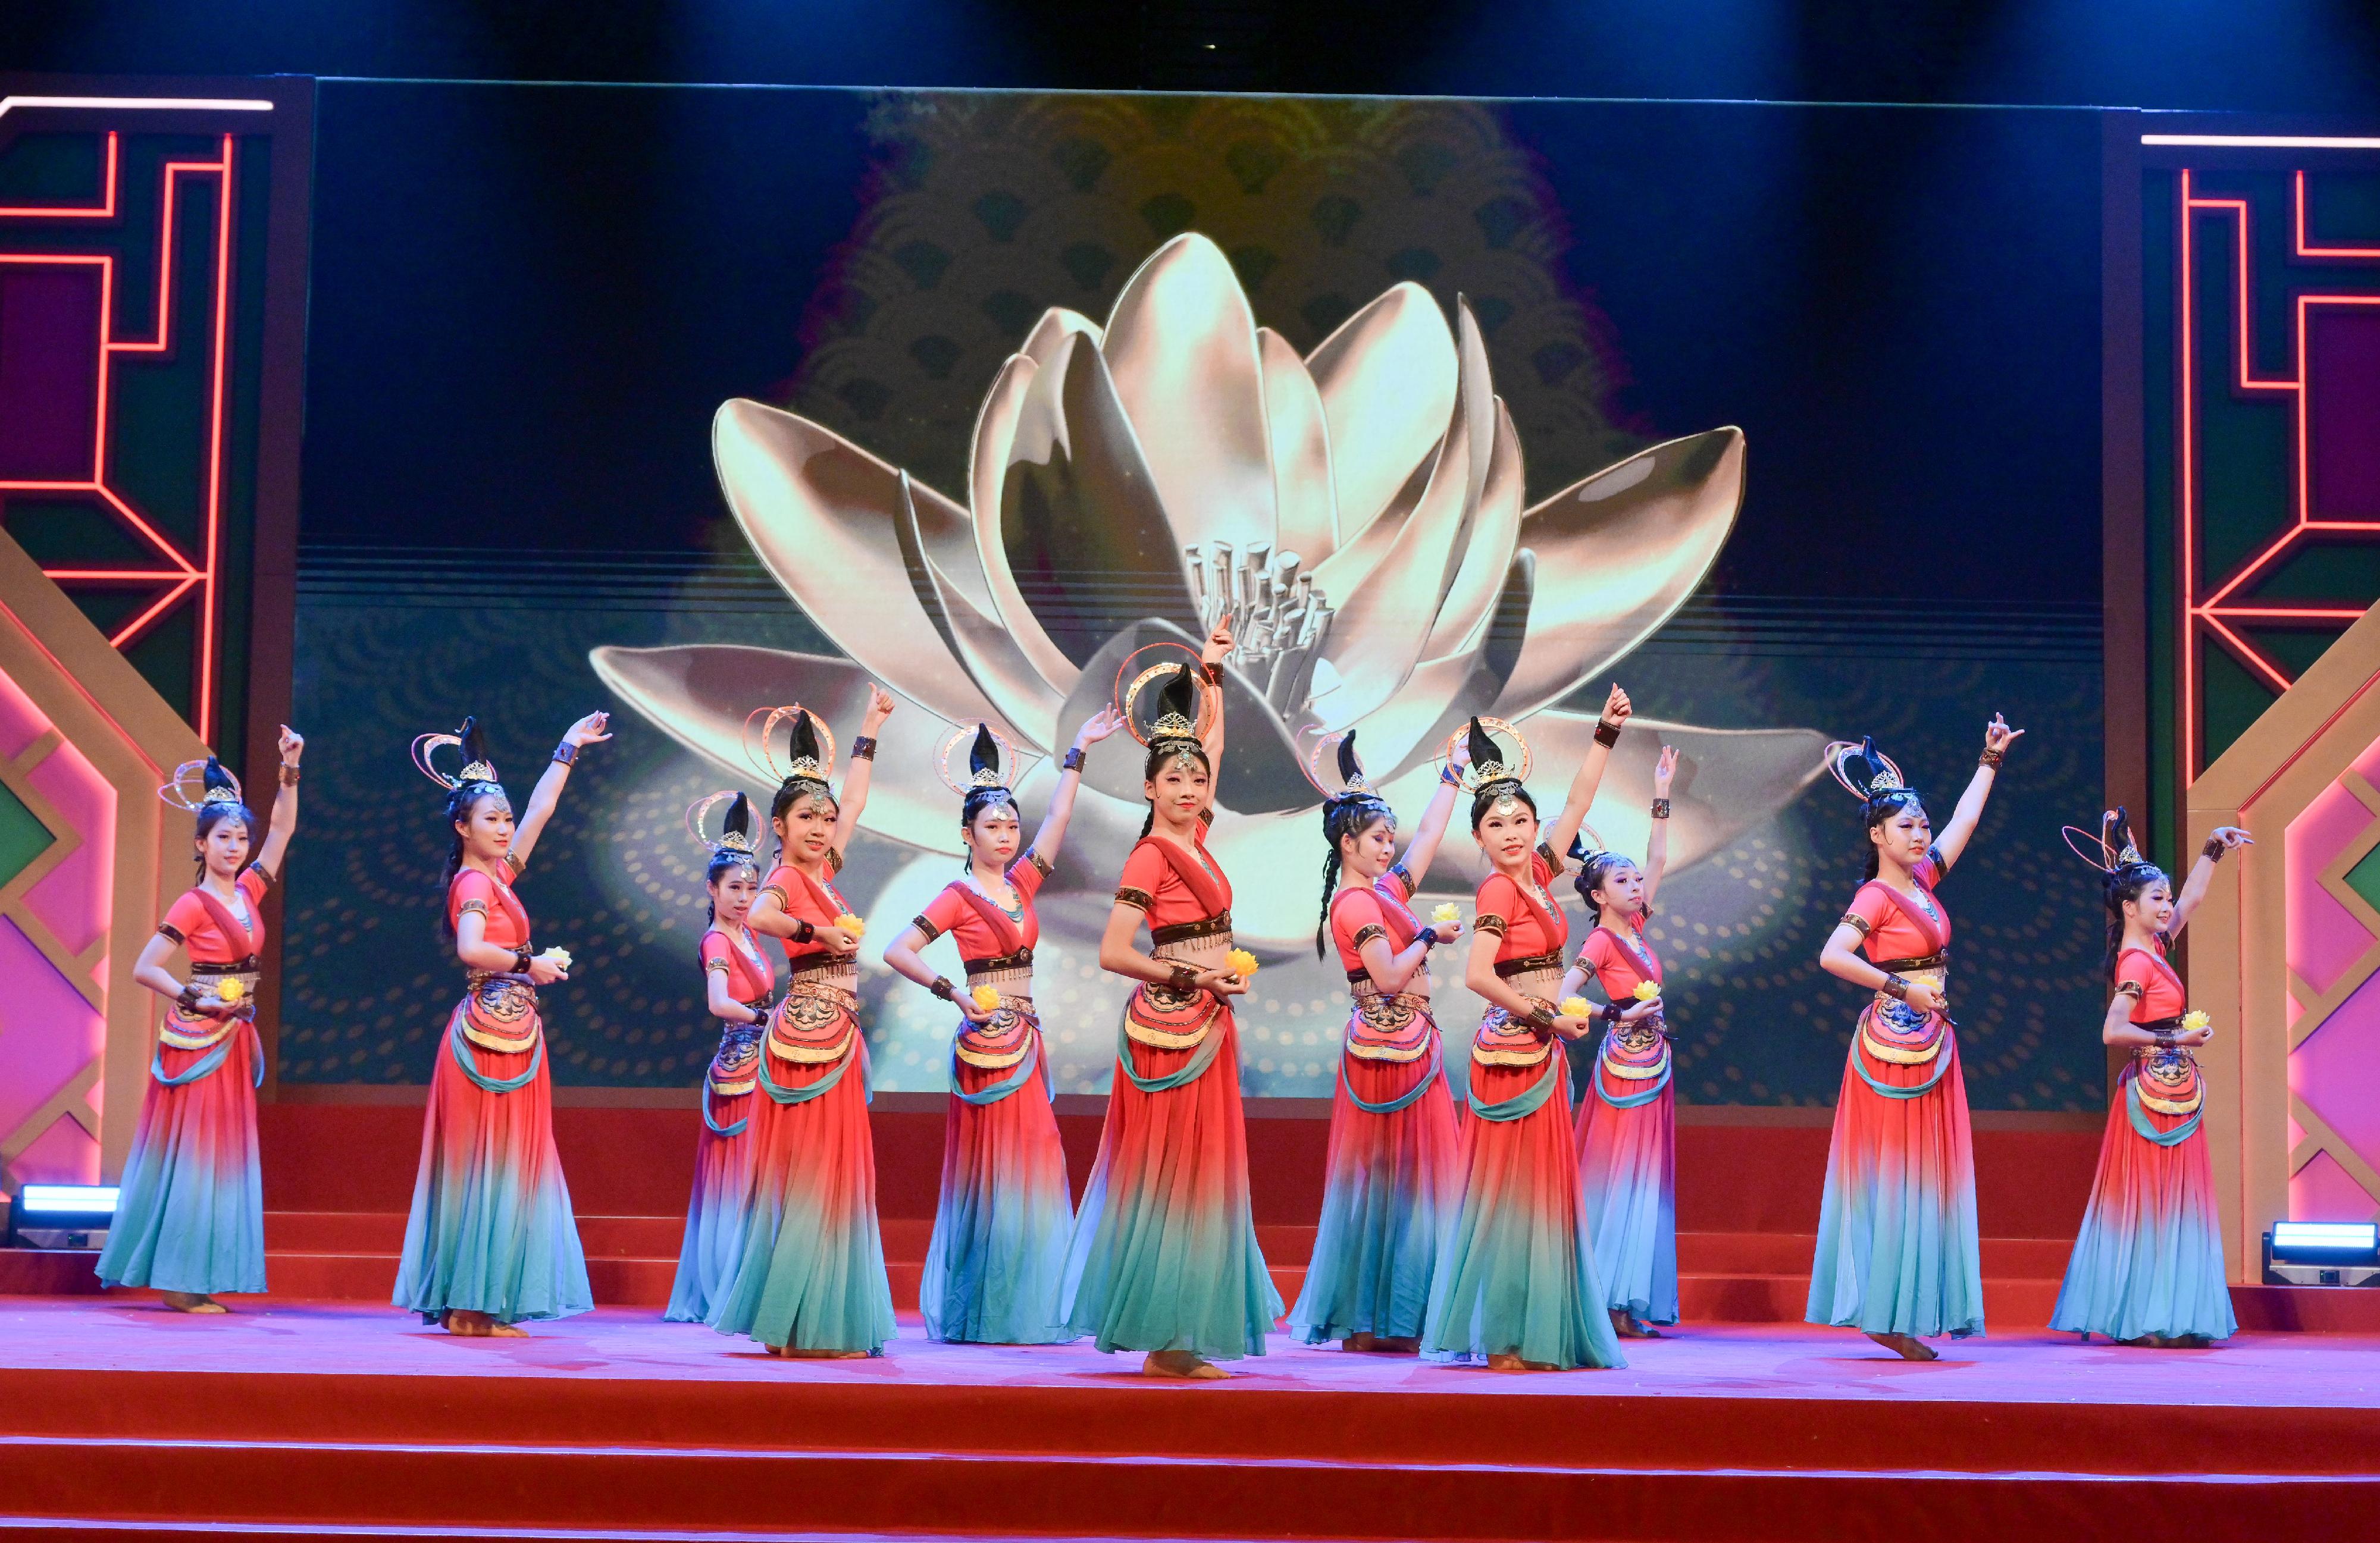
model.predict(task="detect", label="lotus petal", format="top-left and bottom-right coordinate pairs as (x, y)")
top-left (966, 355), bottom-right (1081, 704)
top-left (1490, 428), bottom-right (1748, 722)
top-left (1054, 619), bottom-right (1314, 817)
top-left (892, 471), bottom-right (1064, 749)
top-left (1420, 395), bottom-right (1524, 664)
top-left (1311, 299), bottom-right (1498, 733)
top-left (998, 330), bottom-right (1203, 667)
top-left (712, 400), bottom-right (1009, 732)
top-left (1101, 234), bottom-right (1277, 554)
top-left (1020, 307), bottom-right (1104, 368)
top-left (1355, 552), bottom-right (1533, 782)
top-left (588, 643), bottom-right (966, 856)
top-left (1304, 281), bottom-right (1457, 539)
top-left (1257, 327), bottom-right (1339, 566)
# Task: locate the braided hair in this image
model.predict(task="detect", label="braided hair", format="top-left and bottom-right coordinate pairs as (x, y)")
top-left (2094, 807), bottom-right (2168, 981)
top-left (1138, 666), bottom-right (1210, 840)
top-left (705, 791), bottom-right (759, 924)
top-left (1314, 732), bottom-right (1393, 958)
top-left (189, 757), bottom-right (257, 880)
top-left (768, 708), bottom-right (836, 857)
top-left (437, 716), bottom-right (506, 941)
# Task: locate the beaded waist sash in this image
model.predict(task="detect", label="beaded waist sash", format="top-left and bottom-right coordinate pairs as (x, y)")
top-left (1150, 911), bottom-right (1232, 948)
top-left (161, 955), bottom-right (265, 1050)
top-left (1346, 983), bottom-right (1433, 1061)
top-left (957, 996), bottom-right (1039, 1068)
top-left (1495, 950), bottom-right (1567, 980)
top-left (1602, 1018), bottom-right (1670, 1077)
top-left (770, 967), bottom-right (860, 1064)
top-left (709, 1021), bottom-right (763, 1096)
top-left (457, 971), bottom-right (541, 1054)
top-left (1126, 932), bottom-right (1230, 1050)
top-left (2129, 1017), bottom-right (2203, 1114)
top-left (963, 946), bottom-right (1034, 976)
top-left (1475, 967), bottom-right (1560, 1067)
top-left (1862, 964), bottom-right (1949, 1065)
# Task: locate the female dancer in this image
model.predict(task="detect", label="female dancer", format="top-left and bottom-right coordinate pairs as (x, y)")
top-left (1809, 719), bottom-right (2021, 1360)
top-left (710, 690), bottom-right (899, 1357)
top-left (1061, 628), bottom-right (1280, 1379)
top-left (1423, 694), bottom-right (1637, 1372)
top-left (395, 711), bottom-right (612, 1337)
top-left (665, 791), bottom-right (774, 1324)
top-left (1559, 743), bottom-right (1681, 1340)
top-left (1286, 730), bottom-right (1464, 1352)
top-left (2050, 809), bottom-right (2247, 1348)
top-left (100, 732), bottom-right (303, 1310)
top-left (881, 708), bottom-right (1123, 1343)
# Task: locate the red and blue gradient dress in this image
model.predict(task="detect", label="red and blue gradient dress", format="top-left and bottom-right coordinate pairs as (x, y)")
top-left (664, 923), bottom-right (775, 1323)
top-left (2050, 939), bottom-right (2235, 1342)
top-left (1060, 826), bottom-right (1281, 1359)
top-left (912, 852), bottom-right (1076, 1343)
top-left (394, 864), bottom-right (593, 1322)
top-left (1573, 914), bottom-right (1678, 1326)
top-left (1286, 865), bottom-right (1458, 1344)
top-left (1806, 847), bottom-right (1984, 1340)
top-left (97, 868), bottom-right (273, 1296)
top-left (1422, 854), bottom-right (1626, 1369)
top-left (708, 861), bottom-right (895, 1353)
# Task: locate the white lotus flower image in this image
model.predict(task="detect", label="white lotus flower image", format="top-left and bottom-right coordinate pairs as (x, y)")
top-left (593, 234), bottom-right (1824, 949)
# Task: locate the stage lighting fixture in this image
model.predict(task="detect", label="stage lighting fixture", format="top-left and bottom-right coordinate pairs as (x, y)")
top-left (4, 1184), bottom-right (117, 1250)
top-left (2262, 1221), bottom-right (2380, 1287)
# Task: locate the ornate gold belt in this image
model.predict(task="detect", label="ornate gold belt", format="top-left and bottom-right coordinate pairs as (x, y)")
top-left (1475, 995), bottom-right (1556, 1067)
top-left (769, 1024), bottom-right (856, 1066)
top-left (159, 1011), bottom-right (242, 1052)
top-left (1864, 967), bottom-right (1949, 1063)
top-left (462, 974), bottom-right (540, 1053)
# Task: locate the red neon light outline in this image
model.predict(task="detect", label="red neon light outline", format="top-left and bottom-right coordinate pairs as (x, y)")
top-left (0, 127), bottom-right (232, 738)
top-left (2294, 170), bottom-right (2380, 261)
top-left (0, 132), bottom-right (117, 219)
top-left (2177, 167), bottom-right (2380, 778)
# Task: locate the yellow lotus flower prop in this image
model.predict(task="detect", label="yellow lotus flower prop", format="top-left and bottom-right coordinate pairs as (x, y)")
top-left (1432, 902), bottom-right (1461, 925)
top-left (1226, 948), bottom-right (1260, 979)
top-left (834, 914), bottom-right (865, 939)
top-left (1632, 980), bottom-right (1660, 1002)
top-left (589, 233), bottom-right (1831, 950)
top-left (1558, 996), bottom-right (1595, 1019)
top-left (972, 984), bottom-right (1001, 1012)
top-left (212, 977), bottom-right (246, 1005)
top-left (2182, 1009), bottom-right (2210, 1036)
top-left (540, 947), bottom-right (573, 970)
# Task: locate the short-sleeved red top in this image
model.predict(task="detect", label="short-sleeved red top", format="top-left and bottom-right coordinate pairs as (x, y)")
top-left (2115, 938), bottom-right (2186, 1021)
top-left (1579, 915), bottom-right (1662, 1000)
top-left (762, 862), bottom-right (854, 970)
top-left (161, 867), bottom-right (270, 965)
top-left (916, 852), bottom-right (1050, 967)
top-left (1114, 823), bottom-right (1232, 930)
top-left (1330, 867), bottom-right (1421, 980)
top-left (1844, 849), bottom-right (1952, 962)
top-left (700, 924), bottom-right (776, 1003)
top-left (449, 865), bottom-right (530, 951)
top-left (1476, 852), bottom-right (1568, 964)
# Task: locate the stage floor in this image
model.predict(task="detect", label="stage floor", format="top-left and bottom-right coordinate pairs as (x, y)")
top-left (5, 1298), bottom-right (2379, 1541)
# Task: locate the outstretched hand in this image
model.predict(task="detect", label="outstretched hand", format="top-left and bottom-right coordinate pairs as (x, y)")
top-left (562, 711), bottom-right (612, 749)
top-left (1982, 714), bottom-right (2024, 758)
top-left (278, 725), bottom-right (305, 764)
top-left (1201, 622), bottom-right (1235, 669)
top-left (1601, 683), bottom-right (1633, 729)
top-left (1076, 704), bottom-right (1128, 748)
top-left (1652, 744), bottom-right (1678, 796)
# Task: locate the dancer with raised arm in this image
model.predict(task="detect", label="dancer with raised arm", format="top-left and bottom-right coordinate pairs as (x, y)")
top-left (394, 712), bottom-right (612, 1337)
top-left (2050, 809), bottom-right (2249, 1348)
top-left (1286, 730), bottom-right (1464, 1353)
top-left (1808, 719), bottom-right (2021, 1360)
top-left (1061, 628), bottom-right (1280, 1379)
top-left (710, 692), bottom-right (898, 1357)
top-left (1559, 743), bottom-right (1681, 1340)
top-left (665, 791), bottom-right (774, 1324)
top-left (881, 707), bottom-right (1123, 1344)
top-left (1423, 694), bottom-right (1636, 1372)
top-left (100, 732), bottom-right (304, 1312)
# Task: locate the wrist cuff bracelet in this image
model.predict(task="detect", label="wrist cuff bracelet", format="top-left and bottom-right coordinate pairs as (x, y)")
top-left (1201, 663), bottom-right (1223, 685)
top-left (1594, 719), bottom-right (1622, 748)
top-left (929, 976), bottom-right (956, 1002)
top-left (1061, 747), bottom-right (1086, 773)
top-left (1167, 964), bottom-right (1198, 993)
top-left (552, 742), bottom-right (578, 766)
top-left (2155, 1033), bottom-right (2178, 1049)
top-left (793, 919), bottom-right (815, 944)
top-left (2204, 836), bottom-right (2228, 862)
top-left (851, 736), bottom-right (877, 761)
top-left (1650, 797), bottom-right (1671, 820)
top-left (279, 763), bottom-right (302, 786)
top-left (1881, 973), bottom-right (1912, 1002)
top-left (1600, 1001), bottom-right (1625, 1024)
top-left (513, 946), bottom-right (533, 973)
top-left (1979, 746), bottom-right (2005, 767)
top-left (176, 982), bottom-right (202, 1011)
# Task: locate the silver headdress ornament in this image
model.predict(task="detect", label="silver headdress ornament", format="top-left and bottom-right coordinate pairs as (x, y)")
top-left (1117, 645), bottom-right (1218, 772)
top-left (686, 789), bottom-right (760, 860)
top-left (159, 757), bottom-right (244, 813)
top-left (744, 704), bottom-right (835, 793)
top-left (1824, 737), bottom-right (1916, 804)
top-left (2062, 807), bottom-right (2157, 875)
top-left (938, 722), bottom-right (1023, 798)
top-left (1442, 716), bottom-right (1533, 814)
top-left (411, 716), bottom-right (502, 793)
top-left (1302, 728), bottom-right (1393, 820)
